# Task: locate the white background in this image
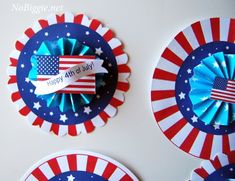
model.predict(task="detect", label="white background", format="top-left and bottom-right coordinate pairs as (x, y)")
top-left (1, 0), bottom-right (235, 180)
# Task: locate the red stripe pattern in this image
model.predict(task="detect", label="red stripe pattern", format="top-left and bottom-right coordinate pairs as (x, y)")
top-left (22, 151), bottom-right (138, 181)
top-left (151, 18), bottom-right (235, 159)
top-left (7, 13), bottom-right (130, 136)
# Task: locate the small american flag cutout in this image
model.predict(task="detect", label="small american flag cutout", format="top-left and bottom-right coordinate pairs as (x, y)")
top-left (211, 77), bottom-right (235, 103)
top-left (36, 55), bottom-right (96, 94)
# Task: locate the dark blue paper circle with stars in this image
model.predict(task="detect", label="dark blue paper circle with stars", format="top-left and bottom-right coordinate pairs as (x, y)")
top-left (175, 41), bottom-right (235, 135)
top-left (16, 23), bottom-right (118, 125)
top-left (50, 171), bottom-right (107, 181)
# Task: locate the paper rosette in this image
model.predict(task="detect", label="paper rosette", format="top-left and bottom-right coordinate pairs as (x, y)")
top-left (21, 150), bottom-right (139, 181)
top-left (151, 17), bottom-right (235, 159)
top-left (8, 13), bottom-right (130, 136)
top-left (189, 52), bottom-right (235, 126)
top-left (190, 151), bottom-right (235, 181)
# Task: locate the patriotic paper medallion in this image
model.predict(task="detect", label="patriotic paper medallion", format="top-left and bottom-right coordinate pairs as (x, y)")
top-left (8, 13), bottom-right (130, 136)
top-left (151, 17), bottom-right (235, 159)
top-left (21, 150), bottom-right (139, 181)
top-left (190, 151), bottom-right (235, 181)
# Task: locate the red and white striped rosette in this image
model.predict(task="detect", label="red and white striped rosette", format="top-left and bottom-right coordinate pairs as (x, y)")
top-left (190, 151), bottom-right (235, 181)
top-left (7, 13), bottom-right (130, 136)
top-left (21, 150), bottom-right (139, 181)
top-left (151, 18), bottom-right (235, 159)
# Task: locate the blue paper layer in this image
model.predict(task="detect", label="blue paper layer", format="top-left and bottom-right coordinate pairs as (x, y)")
top-left (189, 52), bottom-right (235, 126)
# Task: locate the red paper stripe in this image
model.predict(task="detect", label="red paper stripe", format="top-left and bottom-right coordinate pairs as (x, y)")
top-left (175, 32), bottom-right (193, 54)
top-left (200, 134), bottom-right (213, 159)
top-left (151, 90), bottom-right (175, 101)
top-left (154, 105), bottom-right (179, 122)
top-left (153, 68), bottom-right (177, 81)
top-left (180, 128), bottom-right (200, 152)
top-left (161, 48), bottom-right (183, 67)
top-left (191, 21), bottom-right (206, 45)
top-left (210, 18), bottom-right (220, 41)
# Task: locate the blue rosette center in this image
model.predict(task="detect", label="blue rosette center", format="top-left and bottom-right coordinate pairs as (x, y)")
top-left (28, 38), bottom-right (104, 112)
top-left (189, 52), bottom-right (235, 126)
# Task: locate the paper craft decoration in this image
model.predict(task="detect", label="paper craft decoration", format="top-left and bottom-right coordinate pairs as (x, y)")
top-left (189, 52), bottom-right (235, 126)
top-left (21, 150), bottom-right (139, 181)
top-left (151, 17), bottom-right (235, 159)
top-left (7, 13), bottom-right (130, 136)
top-left (190, 151), bottom-right (235, 181)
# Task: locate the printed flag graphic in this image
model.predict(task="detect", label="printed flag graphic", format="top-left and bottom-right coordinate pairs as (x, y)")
top-left (36, 55), bottom-right (96, 94)
top-left (211, 77), bottom-right (235, 103)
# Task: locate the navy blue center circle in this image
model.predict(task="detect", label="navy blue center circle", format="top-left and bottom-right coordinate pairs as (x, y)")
top-left (175, 41), bottom-right (235, 135)
top-left (49, 171), bottom-right (107, 181)
top-left (16, 23), bottom-right (118, 125)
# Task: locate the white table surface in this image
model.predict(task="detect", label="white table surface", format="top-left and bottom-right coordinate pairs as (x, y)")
top-left (1, 0), bottom-right (235, 180)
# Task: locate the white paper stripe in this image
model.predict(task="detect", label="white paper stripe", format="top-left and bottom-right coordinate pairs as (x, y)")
top-left (202, 160), bottom-right (216, 174)
top-left (191, 172), bottom-right (204, 181)
top-left (157, 57), bottom-right (180, 75)
top-left (93, 158), bottom-right (108, 176)
top-left (64, 12), bottom-right (74, 22)
top-left (152, 97), bottom-right (176, 112)
top-left (109, 168), bottom-right (125, 181)
top-left (168, 39), bottom-right (188, 60)
top-left (77, 155), bottom-right (88, 171)
top-left (229, 133), bottom-right (235, 151)
top-left (210, 135), bottom-right (222, 159)
top-left (189, 131), bottom-right (206, 157)
top-left (201, 19), bottom-right (213, 43)
top-left (183, 26), bottom-right (200, 49)
top-left (158, 111), bottom-right (183, 132)
top-left (56, 156), bottom-right (69, 172)
top-left (47, 14), bottom-right (57, 25)
top-left (152, 79), bottom-right (175, 91)
top-left (220, 18), bottom-right (230, 41)
top-left (171, 123), bottom-right (193, 147)
top-left (218, 154), bottom-right (229, 167)
top-left (91, 115), bottom-right (105, 127)
top-left (39, 162), bottom-right (55, 179)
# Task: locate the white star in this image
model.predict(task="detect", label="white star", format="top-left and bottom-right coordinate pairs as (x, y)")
top-left (178, 92), bottom-right (186, 100)
top-left (191, 115), bottom-right (198, 123)
top-left (67, 174), bottom-right (75, 181)
top-left (95, 47), bottom-right (103, 56)
top-left (221, 61), bottom-right (226, 67)
top-left (33, 102), bottom-right (41, 110)
top-left (84, 106), bottom-right (92, 115)
top-left (86, 31), bottom-right (90, 35)
top-left (213, 62), bottom-right (219, 68)
top-left (213, 124), bottom-right (220, 130)
top-left (25, 77), bottom-right (30, 83)
top-left (60, 114), bottom-right (68, 122)
top-left (187, 69), bottom-right (192, 74)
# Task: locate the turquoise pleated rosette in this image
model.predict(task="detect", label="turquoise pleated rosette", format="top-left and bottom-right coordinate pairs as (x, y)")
top-left (28, 38), bottom-right (103, 112)
top-left (189, 52), bottom-right (235, 126)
